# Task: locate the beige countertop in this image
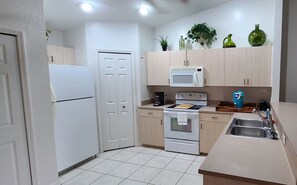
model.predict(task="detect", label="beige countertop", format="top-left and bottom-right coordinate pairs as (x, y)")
top-left (199, 106), bottom-right (234, 115)
top-left (199, 113), bottom-right (295, 185)
top-left (271, 102), bottom-right (297, 155)
top-left (138, 103), bottom-right (173, 110)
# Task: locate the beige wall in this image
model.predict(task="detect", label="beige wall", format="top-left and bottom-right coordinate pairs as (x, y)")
top-left (149, 86), bottom-right (271, 103)
top-left (280, 0), bottom-right (297, 102)
top-left (0, 0), bottom-right (59, 184)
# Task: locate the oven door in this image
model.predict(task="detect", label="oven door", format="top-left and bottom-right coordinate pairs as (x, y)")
top-left (164, 110), bottom-right (199, 141)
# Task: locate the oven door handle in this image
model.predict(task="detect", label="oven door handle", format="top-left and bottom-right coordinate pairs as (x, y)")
top-left (163, 111), bottom-right (198, 116)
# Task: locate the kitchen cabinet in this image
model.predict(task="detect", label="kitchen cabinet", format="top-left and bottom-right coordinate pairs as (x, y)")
top-left (203, 48), bottom-right (225, 86)
top-left (200, 113), bottom-right (231, 153)
top-left (225, 46), bottom-right (271, 87)
top-left (138, 109), bottom-right (164, 147)
top-left (47, 45), bottom-right (75, 65)
top-left (170, 50), bottom-right (204, 67)
top-left (146, 51), bottom-right (171, 85)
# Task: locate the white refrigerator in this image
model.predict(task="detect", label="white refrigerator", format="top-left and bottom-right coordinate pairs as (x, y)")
top-left (49, 64), bottom-right (99, 172)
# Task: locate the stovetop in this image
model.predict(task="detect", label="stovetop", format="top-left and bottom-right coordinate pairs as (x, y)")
top-left (166, 104), bottom-right (205, 110)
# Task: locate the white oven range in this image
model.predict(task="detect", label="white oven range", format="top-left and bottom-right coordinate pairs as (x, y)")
top-left (164, 93), bottom-right (207, 155)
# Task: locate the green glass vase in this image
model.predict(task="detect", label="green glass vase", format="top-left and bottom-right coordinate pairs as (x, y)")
top-left (248, 24), bottom-right (266, 46)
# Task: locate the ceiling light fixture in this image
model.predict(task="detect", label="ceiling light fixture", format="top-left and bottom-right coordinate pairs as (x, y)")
top-left (139, 6), bottom-right (149, 16)
top-left (79, 2), bottom-right (93, 12)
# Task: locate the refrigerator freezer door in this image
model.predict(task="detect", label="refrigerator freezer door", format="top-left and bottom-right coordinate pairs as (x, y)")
top-left (54, 97), bottom-right (99, 172)
top-left (49, 64), bottom-right (95, 102)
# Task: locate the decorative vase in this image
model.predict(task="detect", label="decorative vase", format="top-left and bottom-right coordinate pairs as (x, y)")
top-left (223, 34), bottom-right (236, 48)
top-left (248, 24), bottom-right (266, 46)
top-left (162, 45), bottom-right (167, 51)
top-left (179, 35), bottom-right (185, 50)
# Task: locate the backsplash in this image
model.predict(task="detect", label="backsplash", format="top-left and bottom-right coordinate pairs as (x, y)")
top-left (148, 86), bottom-right (272, 103)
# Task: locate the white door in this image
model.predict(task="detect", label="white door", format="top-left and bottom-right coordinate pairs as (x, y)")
top-left (99, 52), bottom-right (134, 151)
top-left (0, 34), bottom-right (31, 184)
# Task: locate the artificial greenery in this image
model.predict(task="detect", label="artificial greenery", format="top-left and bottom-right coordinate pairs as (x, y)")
top-left (186, 23), bottom-right (217, 48)
top-left (157, 35), bottom-right (168, 47)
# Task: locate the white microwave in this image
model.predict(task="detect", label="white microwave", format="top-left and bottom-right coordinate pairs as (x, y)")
top-left (170, 67), bottom-right (205, 87)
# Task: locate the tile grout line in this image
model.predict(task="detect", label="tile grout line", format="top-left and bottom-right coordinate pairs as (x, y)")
top-left (61, 147), bottom-right (204, 185)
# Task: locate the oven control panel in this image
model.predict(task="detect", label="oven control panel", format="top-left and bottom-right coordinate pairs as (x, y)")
top-left (175, 93), bottom-right (207, 101)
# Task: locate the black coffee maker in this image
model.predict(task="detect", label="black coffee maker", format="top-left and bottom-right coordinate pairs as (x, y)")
top-left (153, 92), bottom-right (165, 106)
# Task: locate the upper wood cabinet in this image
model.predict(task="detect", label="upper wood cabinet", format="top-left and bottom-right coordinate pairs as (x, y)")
top-left (47, 45), bottom-right (75, 65)
top-left (203, 48), bottom-right (225, 86)
top-left (225, 46), bottom-right (272, 87)
top-left (170, 50), bottom-right (204, 67)
top-left (146, 46), bottom-right (272, 87)
top-left (146, 51), bottom-right (171, 86)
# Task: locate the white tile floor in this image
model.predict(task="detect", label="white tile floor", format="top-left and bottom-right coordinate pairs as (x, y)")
top-left (59, 146), bottom-right (206, 185)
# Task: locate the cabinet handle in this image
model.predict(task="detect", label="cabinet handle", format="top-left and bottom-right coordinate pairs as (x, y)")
top-left (201, 122), bottom-right (203, 130)
top-left (247, 79), bottom-right (250, 85)
top-left (161, 120), bottom-right (163, 125)
top-left (51, 56), bottom-right (54, 63)
top-left (212, 116), bottom-right (218, 119)
top-left (148, 112), bottom-right (153, 115)
top-left (204, 79), bottom-right (206, 85)
top-left (186, 60), bottom-right (189, 66)
top-left (168, 78), bottom-right (170, 84)
top-left (244, 79), bottom-right (246, 85)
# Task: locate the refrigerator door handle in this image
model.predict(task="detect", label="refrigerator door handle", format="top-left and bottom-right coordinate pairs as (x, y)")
top-left (50, 83), bottom-right (57, 122)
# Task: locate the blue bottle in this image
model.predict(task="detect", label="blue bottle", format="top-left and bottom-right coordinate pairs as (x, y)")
top-left (233, 91), bottom-right (244, 108)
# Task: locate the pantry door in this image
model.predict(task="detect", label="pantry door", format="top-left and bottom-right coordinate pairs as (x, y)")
top-left (0, 34), bottom-right (31, 184)
top-left (99, 52), bottom-right (134, 151)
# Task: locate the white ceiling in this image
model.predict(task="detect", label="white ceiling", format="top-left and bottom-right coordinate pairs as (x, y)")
top-left (44, 0), bottom-right (231, 31)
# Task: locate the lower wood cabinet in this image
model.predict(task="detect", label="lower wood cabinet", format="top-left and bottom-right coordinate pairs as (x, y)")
top-left (138, 109), bottom-right (164, 147)
top-left (200, 113), bottom-right (232, 153)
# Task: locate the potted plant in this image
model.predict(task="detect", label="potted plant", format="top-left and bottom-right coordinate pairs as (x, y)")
top-left (186, 23), bottom-right (217, 48)
top-left (157, 35), bottom-right (168, 51)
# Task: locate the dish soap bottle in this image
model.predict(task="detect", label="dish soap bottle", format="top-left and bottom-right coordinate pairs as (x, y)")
top-left (179, 35), bottom-right (185, 50)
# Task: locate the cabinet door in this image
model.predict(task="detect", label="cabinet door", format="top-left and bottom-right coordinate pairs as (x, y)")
top-left (47, 45), bottom-right (58, 64)
top-left (187, 50), bottom-right (204, 67)
top-left (63, 47), bottom-right (75, 65)
top-left (203, 48), bottom-right (225, 86)
top-left (138, 116), bottom-right (151, 145)
top-left (214, 122), bottom-right (228, 141)
top-left (147, 51), bottom-right (171, 85)
top-left (224, 47), bottom-right (246, 86)
top-left (245, 46), bottom-right (271, 87)
top-left (200, 121), bottom-right (217, 153)
top-left (170, 50), bottom-right (186, 67)
top-left (151, 117), bottom-right (164, 147)
top-left (47, 45), bottom-right (75, 65)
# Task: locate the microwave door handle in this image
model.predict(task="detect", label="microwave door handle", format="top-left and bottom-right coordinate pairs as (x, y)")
top-left (193, 72), bottom-right (198, 86)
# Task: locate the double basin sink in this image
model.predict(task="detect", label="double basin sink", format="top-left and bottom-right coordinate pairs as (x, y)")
top-left (226, 118), bottom-right (271, 139)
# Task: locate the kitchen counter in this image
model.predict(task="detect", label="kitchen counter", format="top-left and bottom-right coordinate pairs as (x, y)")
top-left (199, 106), bottom-right (234, 115)
top-left (199, 113), bottom-right (295, 185)
top-left (271, 102), bottom-right (297, 155)
top-left (138, 103), bottom-right (173, 110)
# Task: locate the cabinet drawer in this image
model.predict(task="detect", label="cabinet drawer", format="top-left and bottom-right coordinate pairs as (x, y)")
top-left (200, 113), bottom-right (231, 123)
top-left (138, 109), bottom-right (163, 118)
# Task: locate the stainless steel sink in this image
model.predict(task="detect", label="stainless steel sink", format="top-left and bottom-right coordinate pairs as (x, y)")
top-left (226, 118), bottom-right (273, 139)
top-left (233, 118), bottom-right (265, 128)
top-left (230, 126), bottom-right (267, 138)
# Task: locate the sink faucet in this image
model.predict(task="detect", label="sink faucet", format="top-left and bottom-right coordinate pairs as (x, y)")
top-left (252, 109), bottom-right (278, 139)
top-left (252, 109), bottom-right (268, 126)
